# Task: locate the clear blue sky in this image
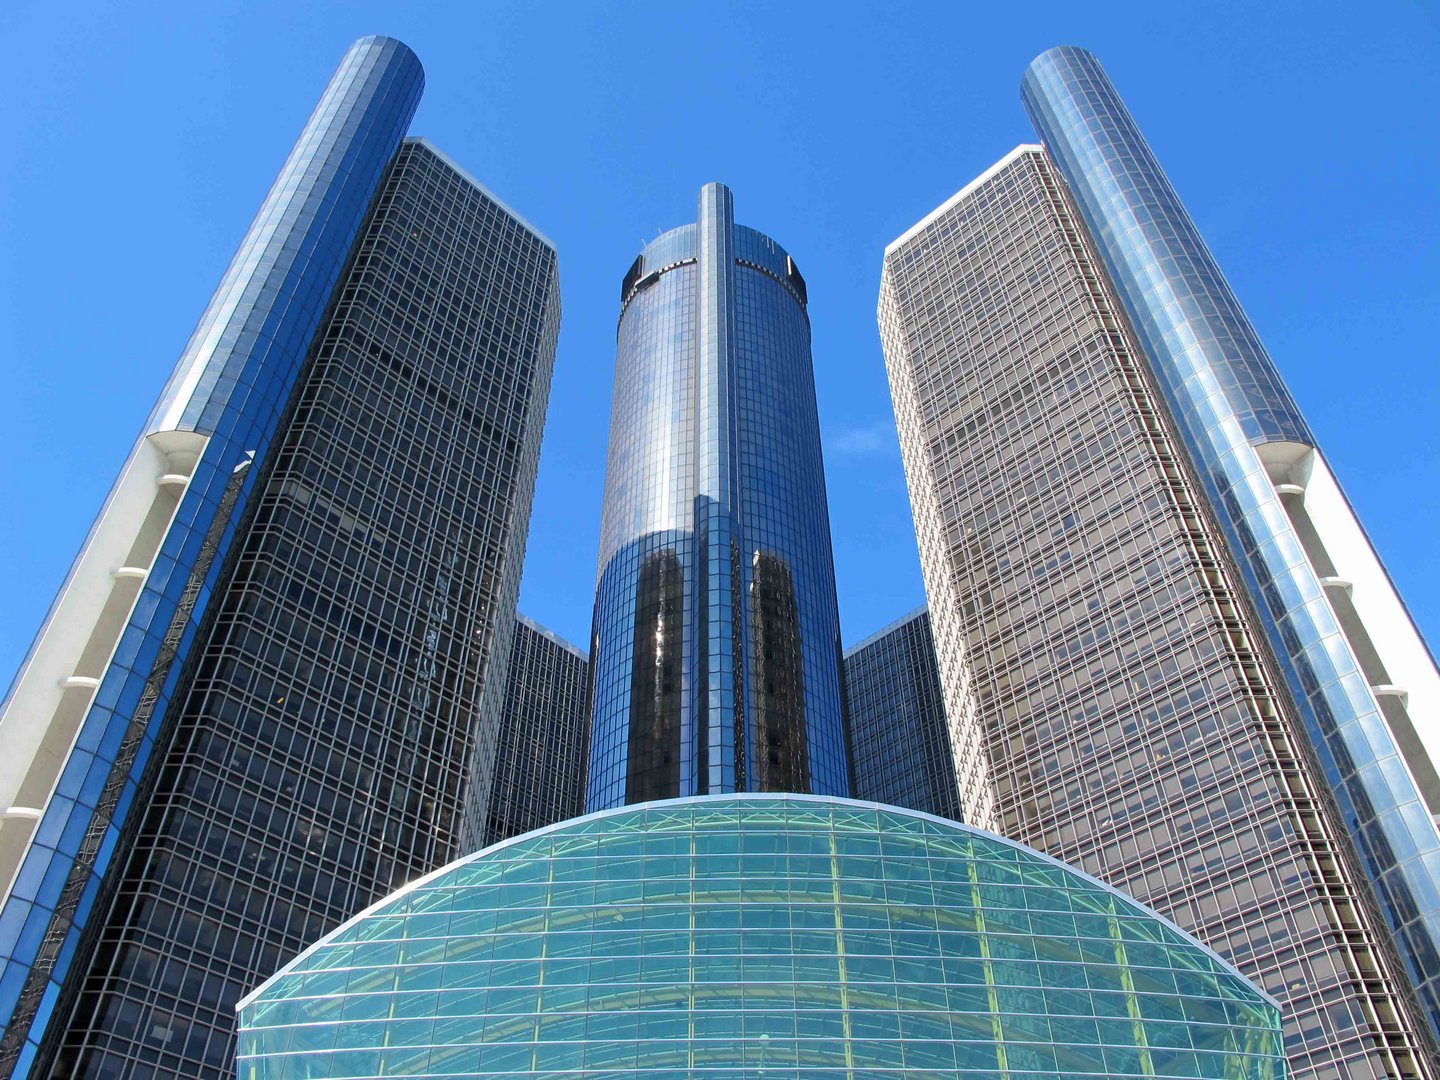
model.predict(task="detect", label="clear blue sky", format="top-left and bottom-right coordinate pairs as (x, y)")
top-left (1, 1), bottom-right (1436, 673)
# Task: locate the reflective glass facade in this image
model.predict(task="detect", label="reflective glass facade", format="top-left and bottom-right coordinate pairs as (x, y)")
top-left (845, 609), bottom-right (963, 821)
top-left (880, 146), bottom-right (1436, 1077)
top-left (587, 184), bottom-right (849, 810)
top-left (0, 37), bottom-right (423, 1078)
top-left (27, 135), bottom-right (559, 1079)
top-left (1022, 45), bottom-right (1440, 1051)
top-left (0, 35), bottom-right (560, 1076)
top-left (237, 794), bottom-right (1283, 1078)
top-left (471, 615), bottom-right (590, 848)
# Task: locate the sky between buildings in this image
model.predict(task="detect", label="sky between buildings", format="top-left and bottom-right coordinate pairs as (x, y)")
top-left (1, 0), bottom-right (1436, 673)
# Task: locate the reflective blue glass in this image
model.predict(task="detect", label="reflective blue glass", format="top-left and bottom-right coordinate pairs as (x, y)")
top-left (0, 36), bottom-right (423, 1069)
top-left (587, 185), bottom-right (848, 810)
top-left (1022, 45), bottom-right (1440, 1037)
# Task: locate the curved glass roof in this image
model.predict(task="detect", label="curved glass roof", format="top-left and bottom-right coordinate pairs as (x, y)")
top-left (238, 794), bottom-right (1283, 1078)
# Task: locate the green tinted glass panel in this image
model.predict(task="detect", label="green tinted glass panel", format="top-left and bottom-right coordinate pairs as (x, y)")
top-left (238, 795), bottom-right (1284, 1078)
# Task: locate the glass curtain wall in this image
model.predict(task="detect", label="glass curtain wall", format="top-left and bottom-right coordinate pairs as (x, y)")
top-left (586, 185), bottom-right (849, 811)
top-left (238, 794), bottom-right (1285, 1079)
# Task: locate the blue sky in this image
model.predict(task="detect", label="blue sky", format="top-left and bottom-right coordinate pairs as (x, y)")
top-left (1, 1), bottom-right (1436, 674)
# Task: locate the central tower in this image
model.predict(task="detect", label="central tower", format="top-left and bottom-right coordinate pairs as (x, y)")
top-left (587, 183), bottom-right (849, 810)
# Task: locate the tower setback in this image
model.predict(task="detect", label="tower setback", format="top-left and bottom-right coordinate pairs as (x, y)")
top-left (472, 614), bottom-right (590, 849)
top-left (845, 609), bottom-right (962, 822)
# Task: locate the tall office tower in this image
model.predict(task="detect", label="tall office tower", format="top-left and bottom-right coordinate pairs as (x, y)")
top-left (585, 183), bottom-right (850, 811)
top-left (0, 38), bottom-right (560, 1079)
top-left (472, 614), bottom-right (590, 847)
top-left (1022, 47), bottom-right (1440, 1047)
top-left (844, 609), bottom-right (962, 820)
top-left (232, 177), bottom-right (1278, 1080)
top-left (880, 142), bottom-right (1438, 1076)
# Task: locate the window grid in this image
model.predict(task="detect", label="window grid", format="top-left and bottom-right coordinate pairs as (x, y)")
top-left (44, 140), bottom-right (560, 1080)
top-left (879, 147), bottom-right (1431, 1078)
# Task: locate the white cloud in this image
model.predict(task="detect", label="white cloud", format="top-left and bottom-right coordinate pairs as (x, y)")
top-left (829, 421), bottom-right (896, 457)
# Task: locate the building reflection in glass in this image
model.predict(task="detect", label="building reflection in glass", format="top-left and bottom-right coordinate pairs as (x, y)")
top-left (586, 184), bottom-right (849, 811)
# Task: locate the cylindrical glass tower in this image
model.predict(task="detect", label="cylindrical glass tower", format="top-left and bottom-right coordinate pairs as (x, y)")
top-left (586, 184), bottom-right (849, 810)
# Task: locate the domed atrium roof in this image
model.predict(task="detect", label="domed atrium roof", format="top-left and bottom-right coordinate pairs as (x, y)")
top-left (237, 794), bottom-right (1283, 1078)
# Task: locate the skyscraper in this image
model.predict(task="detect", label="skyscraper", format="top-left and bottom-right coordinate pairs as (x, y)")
top-left (1021, 46), bottom-right (1440, 1043)
top-left (844, 609), bottom-right (962, 821)
top-left (585, 183), bottom-right (850, 810)
top-left (0, 38), bottom-right (560, 1078)
top-left (234, 178), bottom-right (1280, 1080)
top-left (471, 615), bottom-right (589, 848)
top-left (879, 59), bottom-right (1440, 1079)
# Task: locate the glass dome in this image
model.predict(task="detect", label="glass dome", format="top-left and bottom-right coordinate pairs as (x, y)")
top-left (238, 794), bottom-right (1283, 1078)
